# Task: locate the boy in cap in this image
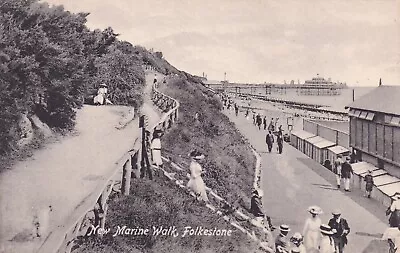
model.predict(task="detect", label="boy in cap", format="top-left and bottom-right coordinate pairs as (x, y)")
top-left (275, 224), bottom-right (290, 253)
top-left (328, 209), bottom-right (350, 253)
top-left (364, 170), bottom-right (374, 198)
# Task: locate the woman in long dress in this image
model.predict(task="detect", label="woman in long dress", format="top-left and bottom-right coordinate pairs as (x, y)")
top-left (150, 130), bottom-right (163, 167)
top-left (302, 205), bottom-right (323, 253)
top-left (187, 150), bottom-right (209, 202)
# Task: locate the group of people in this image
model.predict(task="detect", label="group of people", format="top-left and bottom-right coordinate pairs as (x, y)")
top-left (331, 155), bottom-right (355, 192)
top-left (250, 197), bottom-right (351, 253)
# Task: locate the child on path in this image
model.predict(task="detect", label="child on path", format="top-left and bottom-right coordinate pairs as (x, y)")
top-left (364, 170), bottom-right (374, 198)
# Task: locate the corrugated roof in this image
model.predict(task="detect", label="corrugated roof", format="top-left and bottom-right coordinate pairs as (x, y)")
top-left (347, 86), bottom-right (400, 115)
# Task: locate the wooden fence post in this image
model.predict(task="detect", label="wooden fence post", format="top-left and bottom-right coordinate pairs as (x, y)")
top-left (122, 157), bottom-right (132, 196)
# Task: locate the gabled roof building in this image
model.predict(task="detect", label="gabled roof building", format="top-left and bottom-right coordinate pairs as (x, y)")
top-left (347, 86), bottom-right (400, 177)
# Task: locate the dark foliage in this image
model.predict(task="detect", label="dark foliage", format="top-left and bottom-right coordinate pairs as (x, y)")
top-left (0, 0), bottom-right (163, 156)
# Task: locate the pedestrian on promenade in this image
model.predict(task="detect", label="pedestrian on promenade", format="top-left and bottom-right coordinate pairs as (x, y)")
top-left (302, 205), bottom-right (323, 252)
top-left (263, 116), bottom-right (267, 130)
top-left (364, 169), bottom-right (374, 198)
top-left (382, 225), bottom-right (400, 253)
top-left (290, 233), bottom-right (306, 253)
top-left (275, 224), bottom-right (291, 253)
top-left (268, 118), bottom-right (275, 132)
top-left (253, 112), bottom-right (257, 125)
top-left (328, 209), bottom-right (350, 253)
top-left (187, 150), bottom-right (209, 202)
top-left (245, 109), bottom-right (249, 120)
top-left (250, 189), bottom-right (274, 230)
top-left (318, 224), bottom-right (335, 253)
top-left (388, 194), bottom-right (400, 227)
top-left (333, 155), bottom-right (343, 189)
top-left (153, 74), bottom-right (157, 84)
top-left (150, 130), bottom-right (163, 169)
top-left (277, 132), bottom-right (284, 154)
top-left (266, 131), bottom-right (274, 153)
top-left (256, 114), bottom-right (262, 130)
top-left (341, 157), bottom-right (353, 192)
top-left (235, 104), bottom-right (239, 116)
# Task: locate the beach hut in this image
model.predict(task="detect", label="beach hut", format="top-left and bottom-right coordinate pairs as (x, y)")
top-left (304, 136), bottom-right (326, 158)
top-left (290, 130), bottom-right (315, 153)
top-left (374, 182), bottom-right (400, 207)
top-left (313, 139), bottom-right (336, 164)
top-left (326, 145), bottom-right (350, 167)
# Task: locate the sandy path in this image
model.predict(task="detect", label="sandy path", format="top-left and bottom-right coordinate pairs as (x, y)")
top-left (0, 72), bottom-right (161, 253)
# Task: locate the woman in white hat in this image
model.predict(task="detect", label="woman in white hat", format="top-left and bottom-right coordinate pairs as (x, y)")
top-left (319, 224), bottom-right (335, 253)
top-left (93, 83), bottom-right (108, 105)
top-left (187, 150), bottom-right (209, 202)
top-left (302, 205), bottom-right (323, 252)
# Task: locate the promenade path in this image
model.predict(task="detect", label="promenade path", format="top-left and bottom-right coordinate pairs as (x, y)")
top-left (225, 111), bottom-right (388, 252)
top-left (0, 72), bottom-right (161, 253)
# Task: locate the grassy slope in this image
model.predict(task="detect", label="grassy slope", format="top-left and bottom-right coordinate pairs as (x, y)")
top-left (75, 76), bottom-right (260, 252)
top-left (159, 77), bottom-right (256, 203)
top-left (75, 176), bottom-right (258, 253)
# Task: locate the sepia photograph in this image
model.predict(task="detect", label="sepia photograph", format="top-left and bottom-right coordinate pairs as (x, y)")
top-left (0, 0), bottom-right (399, 252)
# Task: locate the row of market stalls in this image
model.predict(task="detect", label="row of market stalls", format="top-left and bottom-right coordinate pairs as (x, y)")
top-left (290, 130), bottom-right (400, 207)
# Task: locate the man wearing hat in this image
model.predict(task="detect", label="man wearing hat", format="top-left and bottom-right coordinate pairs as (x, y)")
top-left (275, 224), bottom-right (290, 253)
top-left (328, 209), bottom-right (350, 253)
top-left (333, 154), bottom-right (343, 189)
top-left (341, 157), bottom-right (354, 192)
top-left (250, 189), bottom-right (274, 230)
top-left (364, 169), bottom-right (374, 198)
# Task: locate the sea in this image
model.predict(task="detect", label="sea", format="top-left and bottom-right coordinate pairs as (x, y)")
top-left (226, 86), bottom-right (375, 113)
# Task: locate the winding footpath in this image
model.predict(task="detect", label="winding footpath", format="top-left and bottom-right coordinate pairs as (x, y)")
top-left (0, 72), bottom-right (161, 253)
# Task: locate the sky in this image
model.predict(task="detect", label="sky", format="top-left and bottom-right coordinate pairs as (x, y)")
top-left (43, 0), bottom-right (400, 86)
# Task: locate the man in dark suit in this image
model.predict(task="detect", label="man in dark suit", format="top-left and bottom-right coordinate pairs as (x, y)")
top-left (328, 209), bottom-right (350, 253)
top-left (266, 131), bottom-right (274, 153)
top-left (341, 157), bottom-right (354, 192)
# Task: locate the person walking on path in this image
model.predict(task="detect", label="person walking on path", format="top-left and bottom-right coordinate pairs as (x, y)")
top-left (150, 130), bottom-right (163, 169)
top-left (333, 155), bottom-right (343, 189)
top-left (275, 224), bottom-right (291, 253)
top-left (341, 157), bottom-right (353, 192)
top-left (302, 206), bottom-right (323, 252)
top-left (290, 233), bottom-right (306, 253)
top-left (268, 118), bottom-right (275, 132)
top-left (277, 132), bottom-right (284, 154)
top-left (382, 225), bottom-right (400, 253)
top-left (235, 104), bottom-right (239, 116)
top-left (187, 150), bottom-right (209, 202)
top-left (364, 169), bottom-right (374, 198)
top-left (318, 224), bottom-right (335, 253)
top-left (328, 209), bottom-right (350, 253)
top-left (256, 114), bottom-right (262, 130)
top-left (263, 116), bottom-right (267, 130)
top-left (250, 189), bottom-right (274, 230)
top-left (253, 112), bottom-right (257, 125)
top-left (266, 131), bottom-right (274, 153)
top-left (388, 194), bottom-right (400, 228)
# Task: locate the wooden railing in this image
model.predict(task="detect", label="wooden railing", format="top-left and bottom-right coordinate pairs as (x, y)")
top-left (37, 78), bottom-right (179, 253)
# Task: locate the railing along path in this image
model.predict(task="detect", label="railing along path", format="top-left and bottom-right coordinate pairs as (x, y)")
top-left (38, 75), bottom-right (179, 253)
